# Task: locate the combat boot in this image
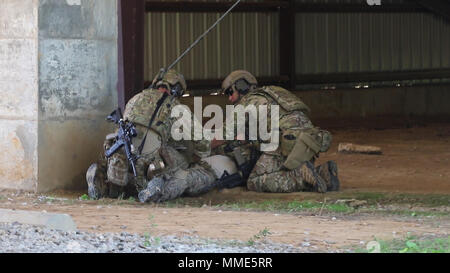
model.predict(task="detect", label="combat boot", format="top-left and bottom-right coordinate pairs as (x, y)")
top-left (317, 161), bottom-right (340, 191)
top-left (86, 163), bottom-right (109, 200)
top-left (138, 176), bottom-right (165, 203)
top-left (298, 161), bottom-right (328, 193)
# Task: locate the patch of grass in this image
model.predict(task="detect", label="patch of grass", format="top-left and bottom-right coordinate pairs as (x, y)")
top-left (143, 232), bottom-right (152, 247)
top-left (248, 228), bottom-right (272, 246)
top-left (350, 192), bottom-right (387, 202)
top-left (215, 200), bottom-right (354, 214)
top-left (353, 192), bottom-right (450, 207)
top-left (79, 194), bottom-right (91, 201)
top-left (286, 201), bottom-right (352, 213)
top-left (355, 235), bottom-right (450, 253)
top-left (142, 215), bottom-right (160, 247)
top-left (155, 191), bottom-right (449, 214)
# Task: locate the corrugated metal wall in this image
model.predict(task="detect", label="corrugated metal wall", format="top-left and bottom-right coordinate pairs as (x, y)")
top-left (144, 0), bottom-right (279, 81)
top-left (295, 12), bottom-right (450, 74)
top-left (144, 0), bottom-right (450, 85)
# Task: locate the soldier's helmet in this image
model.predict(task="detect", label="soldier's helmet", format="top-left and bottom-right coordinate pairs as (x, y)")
top-left (152, 69), bottom-right (187, 97)
top-left (221, 70), bottom-right (258, 96)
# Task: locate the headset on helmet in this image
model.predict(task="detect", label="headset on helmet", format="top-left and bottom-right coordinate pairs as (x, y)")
top-left (222, 70), bottom-right (258, 96)
top-left (152, 69), bottom-right (187, 97)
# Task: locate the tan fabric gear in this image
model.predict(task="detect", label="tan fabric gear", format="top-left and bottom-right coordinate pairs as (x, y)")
top-left (107, 152), bottom-right (130, 186)
top-left (124, 88), bottom-right (179, 141)
top-left (152, 69), bottom-right (187, 93)
top-left (131, 126), bottom-right (162, 155)
top-left (221, 70), bottom-right (258, 93)
top-left (282, 128), bottom-right (322, 170)
top-left (124, 88), bottom-right (211, 158)
top-left (257, 86), bottom-right (311, 115)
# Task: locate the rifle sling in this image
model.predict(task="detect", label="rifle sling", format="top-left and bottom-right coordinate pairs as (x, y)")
top-left (138, 92), bottom-right (169, 155)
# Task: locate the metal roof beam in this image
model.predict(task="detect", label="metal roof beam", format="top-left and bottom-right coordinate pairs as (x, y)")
top-left (296, 69), bottom-right (450, 85)
top-left (413, 0), bottom-right (450, 21)
top-left (145, 1), bottom-right (288, 13)
top-left (294, 3), bottom-right (425, 13)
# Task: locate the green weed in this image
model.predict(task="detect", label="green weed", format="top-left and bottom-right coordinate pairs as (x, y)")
top-left (247, 227), bottom-right (273, 246)
top-left (356, 235), bottom-right (450, 253)
top-left (79, 194), bottom-right (90, 201)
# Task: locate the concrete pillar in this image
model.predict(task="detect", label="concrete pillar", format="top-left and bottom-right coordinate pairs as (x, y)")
top-left (0, 0), bottom-right (39, 191)
top-left (37, 0), bottom-right (118, 192)
top-left (0, 0), bottom-right (118, 192)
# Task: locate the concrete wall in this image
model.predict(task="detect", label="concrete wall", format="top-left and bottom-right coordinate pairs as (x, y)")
top-left (37, 0), bottom-right (118, 191)
top-left (0, 0), bottom-right (39, 191)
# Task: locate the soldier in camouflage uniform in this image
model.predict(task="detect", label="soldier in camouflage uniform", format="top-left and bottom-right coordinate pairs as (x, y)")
top-left (86, 70), bottom-right (217, 202)
top-left (217, 70), bottom-right (340, 193)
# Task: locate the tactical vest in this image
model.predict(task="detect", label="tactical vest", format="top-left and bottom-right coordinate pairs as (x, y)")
top-left (124, 88), bottom-right (178, 142)
top-left (242, 86), bottom-right (331, 170)
top-left (252, 86), bottom-right (311, 117)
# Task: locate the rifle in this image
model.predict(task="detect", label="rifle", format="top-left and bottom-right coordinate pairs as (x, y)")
top-left (105, 108), bottom-right (139, 177)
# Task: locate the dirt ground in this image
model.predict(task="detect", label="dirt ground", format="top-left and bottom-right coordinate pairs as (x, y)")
top-left (1, 123), bottom-right (449, 252)
top-left (317, 122), bottom-right (450, 194)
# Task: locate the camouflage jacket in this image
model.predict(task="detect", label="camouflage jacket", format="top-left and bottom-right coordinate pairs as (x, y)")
top-left (216, 86), bottom-right (315, 159)
top-left (124, 88), bottom-right (211, 159)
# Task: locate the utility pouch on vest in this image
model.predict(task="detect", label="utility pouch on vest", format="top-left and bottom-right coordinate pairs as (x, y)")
top-left (281, 128), bottom-right (299, 157)
top-left (107, 153), bottom-right (130, 186)
top-left (283, 129), bottom-right (322, 170)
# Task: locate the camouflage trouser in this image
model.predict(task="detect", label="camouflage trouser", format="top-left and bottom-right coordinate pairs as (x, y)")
top-left (247, 153), bottom-right (332, 193)
top-left (87, 135), bottom-right (165, 199)
top-left (87, 156), bottom-right (137, 199)
top-left (90, 138), bottom-right (218, 202)
top-left (247, 153), bottom-right (306, 192)
top-left (139, 160), bottom-right (217, 203)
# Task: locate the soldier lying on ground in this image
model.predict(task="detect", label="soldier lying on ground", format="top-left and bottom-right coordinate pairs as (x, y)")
top-left (213, 70), bottom-right (340, 193)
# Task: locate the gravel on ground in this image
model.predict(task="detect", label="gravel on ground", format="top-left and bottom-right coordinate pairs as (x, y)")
top-left (0, 222), bottom-right (306, 253)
